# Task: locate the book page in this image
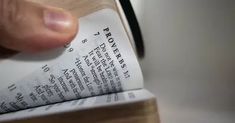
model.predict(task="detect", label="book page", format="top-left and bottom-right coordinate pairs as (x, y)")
top-left (0, 8), bottom-right (143, 113)
top-left (0, 89), bottom-right (154, 123)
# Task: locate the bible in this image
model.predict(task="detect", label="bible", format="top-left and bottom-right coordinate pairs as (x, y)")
top-left (0, 0), bottom-right (159, 123)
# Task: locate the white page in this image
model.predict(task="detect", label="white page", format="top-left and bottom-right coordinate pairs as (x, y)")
top-left (0, 89), bottom-right (154, 123)
top-left (0, 8), bottom-right (143, 113)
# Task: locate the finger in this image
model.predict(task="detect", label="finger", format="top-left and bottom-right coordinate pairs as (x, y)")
top-left (0, 0), bottom-right (78, 52)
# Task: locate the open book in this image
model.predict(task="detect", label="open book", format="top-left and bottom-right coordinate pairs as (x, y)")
top-left (0, 0), bottom-right (157, 123)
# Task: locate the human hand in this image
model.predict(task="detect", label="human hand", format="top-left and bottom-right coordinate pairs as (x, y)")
top-left (0, 0), bottom-right (78, 52)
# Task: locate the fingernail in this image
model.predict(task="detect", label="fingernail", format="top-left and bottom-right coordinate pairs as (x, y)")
top-left (44, 9), bottom-right (73, 33)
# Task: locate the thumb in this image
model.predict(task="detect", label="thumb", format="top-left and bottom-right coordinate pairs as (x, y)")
top-left (0, 0), bottom-right (78, 52)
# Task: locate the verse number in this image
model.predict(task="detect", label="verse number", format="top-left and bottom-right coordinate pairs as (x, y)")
top-left (82, 39), bottom-right (88, 44)
top-left (8, 84), bottom-right (17, 92)
top-left (42, 65), bottom-right (50, 72)
top-left (64, 43), bottom-right (74, 52)
top-left (94, 32), bottom-right (100, 36)
top-left (68, 48), bottom-right (74, 52)
top-left (64, 43), bottom-right (71, 48)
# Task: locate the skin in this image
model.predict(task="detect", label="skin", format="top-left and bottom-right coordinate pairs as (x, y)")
top-left (0, 0), bottom-right (78, 53)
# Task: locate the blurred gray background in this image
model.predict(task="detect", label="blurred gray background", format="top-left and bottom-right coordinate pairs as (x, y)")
top-left (130, 0), bottom-right (235, 123)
